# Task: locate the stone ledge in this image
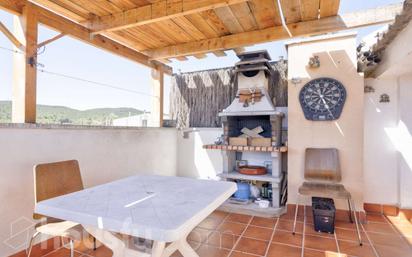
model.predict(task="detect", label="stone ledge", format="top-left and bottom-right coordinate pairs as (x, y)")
top-left (0, 123), bottom-right (176, 131)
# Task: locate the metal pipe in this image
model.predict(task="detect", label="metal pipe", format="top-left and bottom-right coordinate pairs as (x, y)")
top-left (275, 0), bottom-right (293, 37)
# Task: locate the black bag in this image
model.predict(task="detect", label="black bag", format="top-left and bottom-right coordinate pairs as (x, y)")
top-left (312, 197), bottom-right (336, 234)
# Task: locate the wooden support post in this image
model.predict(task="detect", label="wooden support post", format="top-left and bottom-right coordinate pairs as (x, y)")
top-left (151, 67), bottom-right (164, 127)
top-left (12, 3), bottom-right (38, 123)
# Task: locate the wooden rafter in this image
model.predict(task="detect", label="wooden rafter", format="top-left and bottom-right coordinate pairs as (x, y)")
top-left (144, 3), bottom-right (403, 60)
top-left (320, 0), bottom-right (340, 18)
top-left (233, 47), bottom-right (245, 55)
top-left (0, 0), bottom-right (172, 74)
top-left (213, 50), bottom-right (227, 57)
top-left (0, 21), bottom-right (23, 48)
top-left (176, 56), bottom-right (188, 61)
top-left (86, 0), bottom-right (250, 35)
top-left (194, 53), bottom-right (207, 59)
top-left (37, 33), bottom-right (65, 48)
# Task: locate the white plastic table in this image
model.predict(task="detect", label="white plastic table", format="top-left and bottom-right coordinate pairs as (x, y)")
top-left (35, 175), bottom-right (237, 257)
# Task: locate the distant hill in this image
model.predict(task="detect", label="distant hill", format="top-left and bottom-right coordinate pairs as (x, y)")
top-left (0, 101), bottom-right (143, 125)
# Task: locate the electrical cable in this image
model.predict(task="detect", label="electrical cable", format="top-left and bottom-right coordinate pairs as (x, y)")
top-left (0, 45), bottom-right (23, 54)
top-left (0, 45), bottom-right (158, 98)
top-left (37, 68), bottom-right (157, 98)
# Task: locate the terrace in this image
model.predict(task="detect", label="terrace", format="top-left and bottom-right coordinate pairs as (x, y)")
top-left (0, 0), bottom-right (412, 257)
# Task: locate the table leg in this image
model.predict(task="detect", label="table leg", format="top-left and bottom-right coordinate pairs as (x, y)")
top-left (177, 238), bottom-right (199, 257)
top-left (151, 242), bottom-right (166, 257)
top-left (155, 235), bottom-right (199, 257)
top-left (85, 226), bottom-right (199, 257)
top-left (84, 226), bottom-right (149, 257)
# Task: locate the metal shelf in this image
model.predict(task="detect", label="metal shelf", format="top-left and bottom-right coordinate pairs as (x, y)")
top-left (218, 200), bottom-right (286, 218)
top-left (218, 172), bottom-right (282, 183)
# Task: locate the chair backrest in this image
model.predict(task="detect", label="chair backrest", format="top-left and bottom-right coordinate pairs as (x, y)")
top-left (304, 148), bottom-right (341, 183)
top-left (33, 160), bottom-right (84, 219)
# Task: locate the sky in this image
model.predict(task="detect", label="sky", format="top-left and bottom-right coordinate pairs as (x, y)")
top-left (0, 0), bottom-right (402, 113)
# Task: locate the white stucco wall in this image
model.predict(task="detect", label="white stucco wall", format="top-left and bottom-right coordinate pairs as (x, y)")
top-left (177, 128), bottom-right (222, 179)
top-left (398, 74), bottom-right (412, 208)
top-left (286, 33), bottom-right (365, 210)
top-left (363, 19), bottom-right (412, 209)
top-left (363, 77), bottom-right (399, 205)
top-left (0, 126), bottom-right (177, 257)
top-left (365, 74), bottom-right (412, 209)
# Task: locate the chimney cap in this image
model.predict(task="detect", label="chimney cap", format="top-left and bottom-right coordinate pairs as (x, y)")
top-left (237, 50), bottom-right (271, 61)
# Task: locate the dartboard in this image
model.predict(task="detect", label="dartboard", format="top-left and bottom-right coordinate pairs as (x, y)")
top-left (299, 78), bottom-right (346, 121)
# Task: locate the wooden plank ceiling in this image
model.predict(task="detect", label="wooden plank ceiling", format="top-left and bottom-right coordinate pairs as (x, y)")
top-left (25, 0), bottom-right (340, 62)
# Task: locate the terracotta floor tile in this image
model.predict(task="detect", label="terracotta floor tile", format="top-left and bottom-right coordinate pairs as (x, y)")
top-left (367, 232), bottom-right (409, 249)
top-left (391, 223), bottom-right (412, 237)
top-left (336, 210), bottom-right (353, 223)
top-left (387, 215), bottom-right (412, 226)
top-left (234, 237), bottom-right (268, 256)
top-left (267, 243), bottom-right (302, 257)
top-left (217, 221), bottom-right (247, 236)
top-left (303, 248), bottom-right (342, 257)
top-left (280, 213), bottom-right (305, 222)
top-left (335, 228), bottom-right (365, 242)
top-left (404, 235), bottom-right (412, 245)
top-left (338, 240), bottom-right (375, 257)
top-left (362, 223), bottom-right (397, 234)
top-left (304, 235), bottom-right (337, 252)
top-left (383, 205), bottom-right (399, 216)
top-left (366, 214), bottom-right (388, 223)
top-left (206, 231), bottom-right (238, 250)
top-left (335, 221), bottom-right (357, 230)
top-left (399, 210), bottom-right (412, 222)
top-left (276, 219), bottom-right (304, 233)
top-left (170, 250), bottom-right (184, 257)
top-left (84, 246), bottom-right (113, 257)
top-left (272, 230), bottom-right (303, 247)
top-left (305, 224), bottom-right (335, 238)
top-left (21, 237), bottom-right (62, 257)
top-left (209, 211), bottom-right (230, 222)
top-left (229, 251), bottom-right (257, 257)
top-left (226, 213), bottom-right (253, 224)
top-left (188, 228), bottom-right (212, 243)
top-left (43, 248), bottom-right (82, 257)
top-left (195, 244), bottom-right (230, 257)
top-left (243, 225), bottom-right (273, 241)
top-left (250, 217), bottom-right (277, 228)
top-left (364, 204), bottom-right (382, 214)
top-left (187, 239), bottom-right (203, 252)
top-left (374, 244), bottom-right (412, 257)
top-left (198, 217), bottom-right (223, 230)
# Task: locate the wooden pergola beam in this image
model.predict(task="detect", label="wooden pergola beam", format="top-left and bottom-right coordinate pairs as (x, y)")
top-left (0, 0), bottom-right (172, 75)
top-left (87, 0), bottom-right (249, 35)
top-left (145, 3), bottom-right (402, 60)
top-left (37, 33), bottom-right (65, 48)
top-left (0, 21), bottom-right (23, 48)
